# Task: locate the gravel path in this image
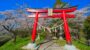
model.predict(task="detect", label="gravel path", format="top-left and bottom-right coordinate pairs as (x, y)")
top-left (38, 40), bottom-right (64, 50)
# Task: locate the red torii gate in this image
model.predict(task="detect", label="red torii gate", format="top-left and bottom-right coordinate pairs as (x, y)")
top-left (26, 7), bottom-right (77, 44)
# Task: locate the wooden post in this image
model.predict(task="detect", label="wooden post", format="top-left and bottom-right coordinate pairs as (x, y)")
top-left (31, 12), bottom-right (39, 43)
top-left (62, 11), bottom-right (72, 44)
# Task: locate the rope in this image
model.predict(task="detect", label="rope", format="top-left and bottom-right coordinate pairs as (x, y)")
top-left (37, 19), bottom-right (72, 30)
top-left (38, 22), bottom-right (63, 30)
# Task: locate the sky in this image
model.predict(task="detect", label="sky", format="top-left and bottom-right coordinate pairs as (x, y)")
top-left (0, 0), bottom-right (90, 11)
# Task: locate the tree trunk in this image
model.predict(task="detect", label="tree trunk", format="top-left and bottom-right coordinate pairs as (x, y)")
top-left (13, 33), bottom-right (16, 44)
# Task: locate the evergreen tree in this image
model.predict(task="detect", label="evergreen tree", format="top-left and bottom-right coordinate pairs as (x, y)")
top-left (83, 16), bottom-right (90, 46)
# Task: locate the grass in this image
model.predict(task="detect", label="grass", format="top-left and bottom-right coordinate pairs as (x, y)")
top-left (0, 37), bottom-right (30, 50)
top-left (55, 39), bottom-right (66, 46)
top-left (35, 36), bottom-right (45, 45)
top-left (55, 39), bottom-right (90, 50)
top-left (0, 36), bottom-right (90, 50)
top-left (0, 36), bottom-right (45, 50)
top-left (73, 41), bottom-right (90, 50)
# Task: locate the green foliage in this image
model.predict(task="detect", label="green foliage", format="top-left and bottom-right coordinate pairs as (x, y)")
top-left (16, 29), bottom-right (30, 38)
top-left (54, 0), bottom-right (67, 8)
top-left (35, 29), bottom-right (47, 44)
top-left (38, 29), bottom-right (47, 40)
top-left (0, 37), bottom-right (30, 50)
top-left (83, 16), bottom-right (90, 39)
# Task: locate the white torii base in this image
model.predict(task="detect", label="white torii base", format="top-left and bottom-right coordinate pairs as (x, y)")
top-left (64, 44), bottom-right (79, 50)
top-left (22, 43), bottom-right (38, 50)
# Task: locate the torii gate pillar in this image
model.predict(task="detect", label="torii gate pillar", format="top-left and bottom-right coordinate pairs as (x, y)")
top-left (62, 11), bottom-right (72, 44)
